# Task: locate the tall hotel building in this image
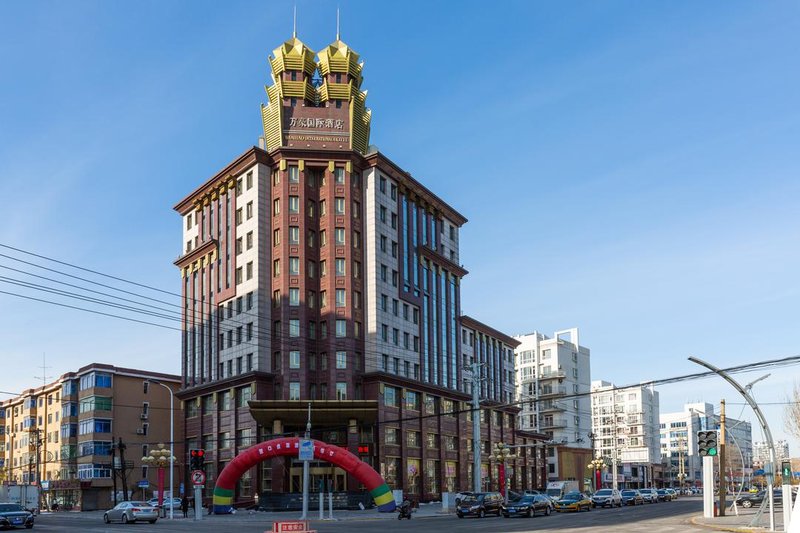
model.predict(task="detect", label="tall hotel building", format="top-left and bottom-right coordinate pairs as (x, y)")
top-left (174, 33), bottom-right (545, 507)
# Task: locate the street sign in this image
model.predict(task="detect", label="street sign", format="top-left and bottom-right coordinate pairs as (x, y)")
top-left (191, 470), bottom-right (206, 486)
top-left (137, 480), bottom-right (149, 488)
top-left (179, 482), bottom-right (184, 495)
top-left (298, 439), bottom-right (314, 461)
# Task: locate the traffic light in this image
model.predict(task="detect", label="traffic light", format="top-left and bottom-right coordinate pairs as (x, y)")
top-left (698, 430), bottom-right (718, 457)
top-left (190, 449), bottom-right (205, 471)
top-left (782, 461), bottom-right (792, 479)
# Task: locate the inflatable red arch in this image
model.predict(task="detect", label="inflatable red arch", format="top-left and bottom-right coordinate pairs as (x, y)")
top-left (212, 437), bottom-right (396, 513)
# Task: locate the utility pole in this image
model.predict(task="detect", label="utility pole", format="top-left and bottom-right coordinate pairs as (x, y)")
top-left (111, 443), bottom-right (119, 506)
top-left (300, 402), bottom-right (311, 520)
top-left (611, 388), bottom-right (618, 492)
top-left (719, 400), bottom-right (726, 516)
top-left (118, 438), bottom-right (129, 502)
top-left (471, 362), bottom-right (483, 493)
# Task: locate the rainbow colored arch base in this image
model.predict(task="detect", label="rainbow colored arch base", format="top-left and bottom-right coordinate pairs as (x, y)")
top-left (212, 437), bottom-right (396, 514)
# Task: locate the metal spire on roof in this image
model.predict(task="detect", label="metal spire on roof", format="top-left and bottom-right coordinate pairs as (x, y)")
top-left (293, 5), bottom-right (297, 38)
top-left (336, 6), bottom-right (340, 40)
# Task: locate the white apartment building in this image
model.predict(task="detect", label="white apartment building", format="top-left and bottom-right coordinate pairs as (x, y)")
top-left (659, 402), bottom-right (753, 487)
top-left (514, 329), bottom-right (592, 483)
top-left (753, 440), bottom-right (790, 464)
top-left (590, 380), bottom-right (660, 488)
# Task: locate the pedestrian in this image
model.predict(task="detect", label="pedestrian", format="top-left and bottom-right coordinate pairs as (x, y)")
top-left (181, 497), bottom-right (189, 518)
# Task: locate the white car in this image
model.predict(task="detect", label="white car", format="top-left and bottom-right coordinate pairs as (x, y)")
top-left (639, 488), bottom-right (659, 503)
top-left (591, 488), bottom-right (622, 508)
top-left (146, 497), bottom-right (182, 509)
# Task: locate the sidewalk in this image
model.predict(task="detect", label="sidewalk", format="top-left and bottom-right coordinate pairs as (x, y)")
top-left (202, 502), bottom-right (450, 522)
top-left (691, 507), bottom-right (785, 532)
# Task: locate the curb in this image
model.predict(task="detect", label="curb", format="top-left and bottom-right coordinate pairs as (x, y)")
top-left (690, 515), bottom-right (768, 532)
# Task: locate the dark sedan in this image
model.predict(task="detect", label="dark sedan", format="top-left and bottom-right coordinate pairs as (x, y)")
top-left (0, 503), bottom-right (35, 529)
top-left (621, 490), bottom-right (644, 506)
top-left (656, 489), bottom-right (671, 502)
top-left (502, 495), bottom-right (552, 518)
top-left (456, 492), bottom-right (503, 518)
top-left (735, 489), bottom-right (796, 509)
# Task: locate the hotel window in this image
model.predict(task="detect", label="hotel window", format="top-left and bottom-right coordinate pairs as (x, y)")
top-left (288, 196), bottom-right (299, 214)
top-left (272, 170), bottom-right (280, 186)
top-left (246, 261), bottom-right (253, 280)
top-left (289, 257), bottom-right (300, 275)
top-left (246, 171), bottom-right (253, 190)
top-left (307, 260), bottom-right (316, 278)
top-left (380, 265), bottom-right (387, 282)
top-left (380, 236), bottom-right (387, 252)
top-left (336, 351), bottom-right (347, 369)
top-left (335, 228), bottom-right (345, 245)
top-left (353, 291), bottom-right (361, 309)
top-left (379, 177), bottom-right (387, 194)
top-left (320, 230), bottom-right (327, 247)
top-left (335, 319), bottom-right (346, 337)
top-left (334, 197), bottom-right (345, 215)
top-left (390, 184), bottom-right (397, 200)
top-left (235, 267), bottom-right (242, 285)
top-left (272, 290), bottom-right (280, 307)
top-left (273, 229), bottom-right (280, 246)
top-left (289, 288), bottom-right (299, 306)
top-left (381, 294), bottom-right (387, 311)
top-left (353, 260), bottom-right (361, 279)
top-left (352, 200), bottom-right (360, 218)
top-left (335, 289), bottom-right (346, 307)
top-left (307, 230), bottom-right (315, 248)
top-left (273, 199), bottom-right (280, 216)
top-left (236, 178), bottom-right (243, 196)
top-left (383, 386), bottom-right (397, 407)
top-left (307, 200), bottom-right (315, 218)
top-left (334, 167), bottom-right (345, 184)
top-left (320, 200), bottom-right (327, 216)
top-left (236, 208), bottom-right (242, 225)
top-left (289, 351), bottom-right (300, 369)
top-left (335, 258), bottom-right (345, 276)
top-left (379, 206), bottom-right (386, 223)
top-left (307, 290), bottom-right (316, 309)
top-left (246, 201), bottom-right (253, 219)
top-left (336, 382), bottom-right (347, 400)
top-left (381, 324), bottom-right (388, 341)
top-left (273, 259), bottom-right (280, 277)
top-left (405, 391), bottom-right (420, 411)
top-left (289, 319), bottom-right (300, 337)
top-left (235, 238), bottom-right (243, 255)
top-left (391, 213), bottom-right (397, 229)
top-left (247, 322), bottom-right (253, 341)
top-left (288, 166), bottom-right (299, 183)
top-left (186, 213), bottom-right (192, 229)
top-left (426, 433), bottom-right (438, 449)
top-left (407, 431), bottom-right (420, 447)
top-left (246, 231), bottom-right (253, 250)
top-left (289, 382), bottom-right (300, 400)
top-left (385, 427), bottom-right (398, 444)
top-left (320, 260), bottom-right (327, 276)
top-left (289, 226), bottom-right (300, 245)
top-left (391, 241), bottom-right (398, 258)
top-left (308, 321), bottom-right (316, 339)
top-left (353, 230), bottom-right (361, 247)
top-left (320, 290), bottom-right (327, 308)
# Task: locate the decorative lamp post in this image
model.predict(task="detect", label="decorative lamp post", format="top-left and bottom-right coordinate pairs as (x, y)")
top-left (588, 457), bottom-right (607, 492)
top-left (489, 442), bottom-right (517, 503)
top-left (142, 443), bottom-right (175, 514)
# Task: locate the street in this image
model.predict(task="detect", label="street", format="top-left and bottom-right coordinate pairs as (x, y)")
top-left (29, 499), bottom-right (707, 532)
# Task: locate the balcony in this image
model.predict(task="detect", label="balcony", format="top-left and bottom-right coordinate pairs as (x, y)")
top-left (539, 370), bottom-right (566, 380)
top-left (538, 417), bottom-right (567, 430)
top-left (538, 402), bottom-right (566, 413)
top-left (538, 386), bottom-right (567, 398)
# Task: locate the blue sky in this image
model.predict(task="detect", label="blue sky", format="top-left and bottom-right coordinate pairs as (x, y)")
top-left (1, 1), bottom-right (798, 454)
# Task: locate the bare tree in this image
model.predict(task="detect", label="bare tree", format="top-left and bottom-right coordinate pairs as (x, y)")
top-left (785, 381), bottom-right (800, 439)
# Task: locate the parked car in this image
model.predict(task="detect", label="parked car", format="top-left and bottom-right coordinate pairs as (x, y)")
top-left (591, 489), bottom-right (622, 508)
top-left (147, 497), bottom-right (182, 510)
top-left (735, 489), bottom-right (797, 509)
top-left (456, 492), bottom-right (503, 518)
top-left (554, 492), bottom-right (592, 512)
top-left (455, 491), bottom-right (474, 506)
top-left (639, 488), bottom-right (660, 503)
top-left (502, 494), bottom-right (552, 518)
top-left (621, 490), bottom-right (644, 506)
top-left (665, 489), bottom-right (678, 500)
top-left (103, 501), bottom-right (159, 524)
top-left (656, 489), bottom-right (671, 502)
top-left (0, 503), bottom-right (35, 530)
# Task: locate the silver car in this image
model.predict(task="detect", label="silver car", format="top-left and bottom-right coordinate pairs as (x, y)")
top-left (639, 488), bottom-right (659, 503)
top-left (103, 501), bottom-right (159, 524)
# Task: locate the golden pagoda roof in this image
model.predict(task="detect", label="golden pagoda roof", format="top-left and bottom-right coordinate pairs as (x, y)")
top-left (270, 36), bottom-right (317, 77)
top-left (318, 39), bottom-right (363, 86)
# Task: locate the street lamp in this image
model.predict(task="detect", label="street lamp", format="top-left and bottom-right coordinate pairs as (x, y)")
top-left (488, 443), bottom-right (517, 503)
top-left (587, 457), bottom-right (607, 492)
top-left (145, 379), bottom-right (174, 520)
top-left (141, 443), bottom-right (176, 517)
